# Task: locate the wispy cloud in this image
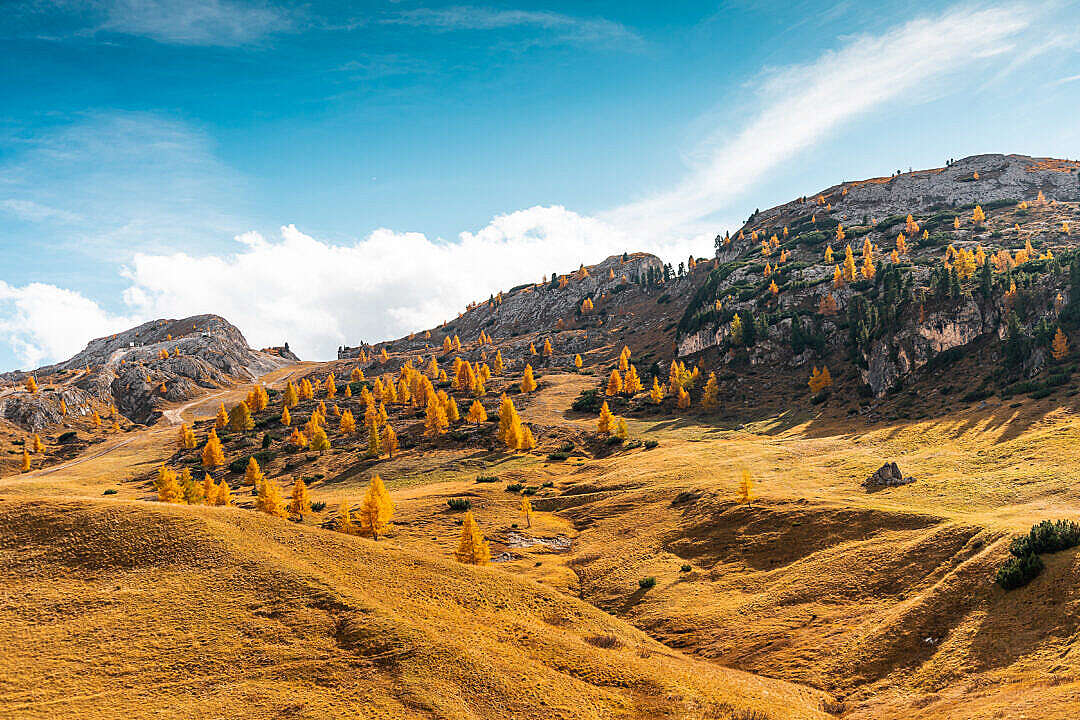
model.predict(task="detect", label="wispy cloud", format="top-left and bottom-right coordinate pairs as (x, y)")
top-left (384, 6), bottom-right (640, 46)
top-left (1051, 73), bottom-right (1080, 86)
top-left (0, 111), bottom-right (250, 259)
top-left (98, 0), bottom-right (292, 45)
top-left (604, 4), bottom-right (1035, 239)
top-left (12, 0), bottom-right (294, 46)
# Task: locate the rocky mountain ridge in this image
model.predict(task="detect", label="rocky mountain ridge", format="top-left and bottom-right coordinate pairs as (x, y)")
top-left (1, 314), bottom-right (296, 430)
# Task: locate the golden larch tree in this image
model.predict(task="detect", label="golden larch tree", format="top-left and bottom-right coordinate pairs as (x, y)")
top-left (574, 353), bottom-right (583, 369)
top-left (25, 376), bottom-right (38, 393)
top-left (597, 401), bottom-right (615, 434)
top-left (256, 480), bottom-right (287, 517)
top-left (520, 364), bottom-right (538, 393)
top-left (228, 401), bottom-right (254, 433)
top-left (1053, 328), bottom-right (1070, 360)
top-left (179, 423), bottom-right (196, 450)
top-left (201, 429), bottom-right (225, 469)
top-left (283, 381), bottom-right (299, 408)
top-left (737, 470), bottom-right (754, 507)
top-left (623, 364), bottom-right (643, 395)
top-left (339, 409), bottom-right (356, 434)
top-left (466, 399), bottom-right (487, 423)
top-left (288, 477), bottom-right (311, 519)
top-left (310, 424), bottom-right (331, 452)
top-left (605, 369), bottom-right (623, 396)
top-left (358, 474), bottom-right (394, 540)
top-left (244, 456), bottom-right (265, 490)
top-left (281, 405), bottom-right (291, 427)
top-left (454, 511), bottom-right (491, 565)
top-left (382, 424), bottom-right (398, 457)
top-left (520, 496), bottom-right (533, 528)
top-left (155, 466), bottom-right (183, 503)
top-left (649, 377), bottom-right (665, 404)
top-left (325, 373), bottom-right (337, 397)
top-left (215, 403), bottom-right (229, 430)
top-left (676, 385), bottom-right (691, 409)
top-left (702, 372), bottom-right (719, 411)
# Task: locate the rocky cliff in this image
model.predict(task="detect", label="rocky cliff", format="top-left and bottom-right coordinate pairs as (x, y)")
top-left (0, 314), bottom-right (296, 429)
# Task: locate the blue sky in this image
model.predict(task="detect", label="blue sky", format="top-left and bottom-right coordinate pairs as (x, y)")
top-left (1, 0), bottom-right (1078, 370)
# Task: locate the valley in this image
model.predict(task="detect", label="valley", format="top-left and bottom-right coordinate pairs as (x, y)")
top-left (4, 154), bottom-right (1080, 719)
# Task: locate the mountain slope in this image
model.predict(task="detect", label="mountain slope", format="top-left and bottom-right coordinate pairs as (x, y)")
top-left (0, 498), bottom-right (832, 720)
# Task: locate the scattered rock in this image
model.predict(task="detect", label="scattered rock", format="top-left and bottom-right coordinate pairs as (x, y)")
top-left (864, 462), bottom-right (915, 488)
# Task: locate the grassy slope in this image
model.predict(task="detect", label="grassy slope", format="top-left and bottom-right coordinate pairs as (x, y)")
top-left (0, 498), bottom-right (829, 720)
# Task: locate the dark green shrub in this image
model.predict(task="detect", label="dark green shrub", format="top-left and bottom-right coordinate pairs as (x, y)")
top-left (680, 564), bottom-right (692, 573)
top-left (522, 487), bottom-right (537, 496)
top-left (605, 435), bottom-right (623, 445)
top-left (547, 451), bottom-right (570, 461)
top-left (58, 431), bottom-right (78, 443)
top-left (102, 488), bottom-right (118, 495)
top-left (638, 576), bottom-right (656, 589)
top-left (447, 498), bottom-right (472, 511)
top-left (541, 481), bottom-right (554, 488)
top-left (996, 552), bottom-right (1044, 589)
top-left (475, 475), bottom-right (499, 483)
top-left (644, 440), bottom-right (659, 449)
top-left (506, 483), bottom-right (524, 492)
top-left (571, 389), bottom-right (603, 413)
top-left (311, 501), bottom-right (326, 512)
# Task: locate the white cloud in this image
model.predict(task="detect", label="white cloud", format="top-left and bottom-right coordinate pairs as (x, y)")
top-left (385, 6), bottom-right (639, 46)
top-left (0, 198), bottom-right (82, 224)
top-left (98, 0), bottom-right (292, 45)
top-left (0, 281), bottom-right (133, 370)
top-left (117, 209), bottom-right (662, 361)
top-left (604, 4), bottom-right (1033, 239)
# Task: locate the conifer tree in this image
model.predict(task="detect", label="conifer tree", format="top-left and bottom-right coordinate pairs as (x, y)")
top-left (1053, 328), bottom-right (1070, 360)
top-left (676, 385), bottom-right (691, 409)
top-left (20, 448), bottom-right (31, 472)
top-left (905, 214), bottom-right (919, 236)
top-left (623, 365), bottom-right (642, 395)
top-left (843, 245), bottom-right (857, 281)
top-left (310, 424), bottom-right (331, 452)
top-left (466, 399), bottom-right (487, 423)
top-left (281, 405), bottom-right (291, 427)
top-left (336, 500), bottom-right (358, 534)
top-left (201, 473), bottom-right (216, 504)
top-left (824, 246), bottom-right (834, 263)
top-left (832, 265), bottom-right (844, 288)
top-left (289, 427), bottom-right (308, 449)
top-left (179, 468), bottom-right (203, 504)
top-left (228, 401), bottom-right (254, 433)
top-left (520, 496), bottom-right (533, 528)
top-left (215, 403), bottom-right (229, 430)
top-left (605, 369), bottom-right (623, 396)
top-left (256, 480), bottom-right (287, 517)
top-left (702, 372), bottom-right (719, 410)
top-left (896, 233), bottom-right (908, 255)
top-left (179, 424), bottom-right (196, 449)
top-left (574, 354), bottom-right (583, 370)
top-left (201, 429), bottom-right (225, 469)
top-left (972, 205), bottom-right (986, 224)
top-left (649, 377), bottom-right (665, 404)
top-left (242, 456), bottom-right (263, 491)
top-left (283, 381), bottom-right (299, 409)
top-left (326, 373), bottom-right (337, 397)
top-left (493, 350), bottom-right (505, 375)
top-left (359, 475), bottom-right (394, 540)
top-left (818, 293), bottom-right (838, 316)
top-left (154, 466), bottom-right (183, 503)
top-left (454, 511), bottom-right (490, 565)
top-left (446, 396), bottom-right (460, 423)
top-left (25, 376), bottom-right (38, 393)
top-left (339, 409), bottom-right (356, 434)
top-left (365, 415), bottom-right (382, 457)
top-left (59, 398), bottom-right (66, 416)
top-left (211, 478), bottom-right (230, 506)
top-left (424, 396), bottom-right (449, 436)
top-left (497, 394), bottom-right (522, 449)
top-left (730, 313), bottom-right (744, 345)
top-left (861, 252), bottom-right (876, 280)
top-left (382, 424), bottom-right (398, 457)
top-left (737, 470), bottom-right (754, 507)
top-left (542, 338), bottom-right (553, 356)
top-left (769, 280), bottom-right (779, 295)
top-left (91, 410), bottom-right (102, 427)
top-left (597, 401), bottom-right (615, 434)
top-left (350, 366), bottom-right (362, 382)
top-left (518, 424), bottom-right (537, 450)
top-left (520, 364), bottom-right (538, 393)
top-left (288, 477), bottom-right (311, 520)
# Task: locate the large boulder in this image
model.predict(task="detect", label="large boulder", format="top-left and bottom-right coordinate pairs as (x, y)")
top-left (864, 462), bottom-right (914, 488)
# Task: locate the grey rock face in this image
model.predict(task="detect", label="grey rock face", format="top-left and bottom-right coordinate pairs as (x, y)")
top-left (0, 314), bottom-right (295, 429)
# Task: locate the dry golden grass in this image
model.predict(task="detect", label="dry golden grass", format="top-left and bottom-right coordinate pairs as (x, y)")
top-left (10, 365), bottom-right (1080, 718)
top-left (0, 498), bottom-right (830, 720)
